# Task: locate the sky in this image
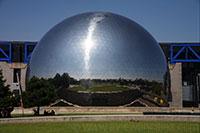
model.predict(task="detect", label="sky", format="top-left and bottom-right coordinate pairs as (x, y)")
top-left (0, 0), bottom-right (199, 42)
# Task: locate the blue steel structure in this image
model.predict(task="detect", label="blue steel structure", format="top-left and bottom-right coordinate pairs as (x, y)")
top-left (0, 42), bottom-right (200, 64)
top-left (24, 42), bottom-right (36, 63)
top-left (170, 43), bottom-right (200, 64)
top-left (0, 41), bottom-right (12, 63)
top-left (0, 41), bottom-right (36, 63)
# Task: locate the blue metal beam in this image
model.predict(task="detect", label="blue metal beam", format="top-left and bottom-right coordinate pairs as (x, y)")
top-left (170, 43), bottom-right (200, 64)
top-left (1, 42), bottom-right (199, 64)
top-left (0, 42), bottom-right (12, 63)
top-left (173, 46), bottom-right (185, 59)
top-left (188, 46), bottom-right (200, 59)
top-left (24, 42), bottom-right (36, 63)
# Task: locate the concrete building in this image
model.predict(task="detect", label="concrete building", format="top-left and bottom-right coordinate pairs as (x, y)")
top-left (0, 41), bottom-right (199, 107)
top-left (160, 43), bottom-right (200, 107)
top-left (0, 41), bottom-right (36, 92)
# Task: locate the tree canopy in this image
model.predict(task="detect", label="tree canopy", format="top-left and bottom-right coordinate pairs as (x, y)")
top-left (23, 76), bottom-right (56, 115)
top-left (0, 70), bottom-right (14, 118)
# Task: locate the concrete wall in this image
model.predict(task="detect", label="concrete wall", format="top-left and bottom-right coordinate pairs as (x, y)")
top-left (169, 63), bottom-right (182, 107)
top-left (0, 62), bottom-right (27, 91)
top-left (12, 106), bottom-right (200, 115)
top-left (6, 107), bottom-right (199, 123)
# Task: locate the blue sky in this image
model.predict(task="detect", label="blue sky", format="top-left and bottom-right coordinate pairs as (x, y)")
top-left (0, 0), bottom-right (199, 42)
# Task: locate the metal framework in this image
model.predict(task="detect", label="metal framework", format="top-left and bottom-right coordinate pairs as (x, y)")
top-left (24, 42), bottom-right (36, 63)
top-left (1, 42), bottom-right (200, 64)
top-left (170, 43), bottom-right (200, 64)
top-left (0, 41), bottom-right (36, 63)
top-left (0, 41), bottom-right (12, 63)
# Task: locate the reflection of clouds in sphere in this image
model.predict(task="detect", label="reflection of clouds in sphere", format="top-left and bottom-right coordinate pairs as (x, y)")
top-left (29, 12), bottom-right (167, 82)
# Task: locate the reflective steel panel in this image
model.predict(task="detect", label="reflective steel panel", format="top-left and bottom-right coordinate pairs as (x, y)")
top-left (28, 12), bottom-right (170, 106)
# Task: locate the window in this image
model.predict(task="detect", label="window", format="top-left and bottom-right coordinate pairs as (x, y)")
top-left (13, 69), bottom-right (21, 83)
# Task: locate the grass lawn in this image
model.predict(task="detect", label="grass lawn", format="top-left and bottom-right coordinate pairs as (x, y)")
top-left (70, 84), bottom-right (129, 92)
top-left (0, 121), bottom-right (199, 133)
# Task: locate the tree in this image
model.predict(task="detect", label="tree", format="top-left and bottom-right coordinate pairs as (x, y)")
top-left (0, 70), bottom-right (14, 118)
top-left (52, 73), bottom-right (70, 89)
top-left (24, 76), bottom-right (56, 115)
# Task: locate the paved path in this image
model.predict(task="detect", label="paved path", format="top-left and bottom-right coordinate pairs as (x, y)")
top-left (0, 114), bottom-right (200, 123)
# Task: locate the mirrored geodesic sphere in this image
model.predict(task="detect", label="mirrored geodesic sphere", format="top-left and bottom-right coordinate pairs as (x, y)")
top-left (28, 12), bottom-right (170, 106)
